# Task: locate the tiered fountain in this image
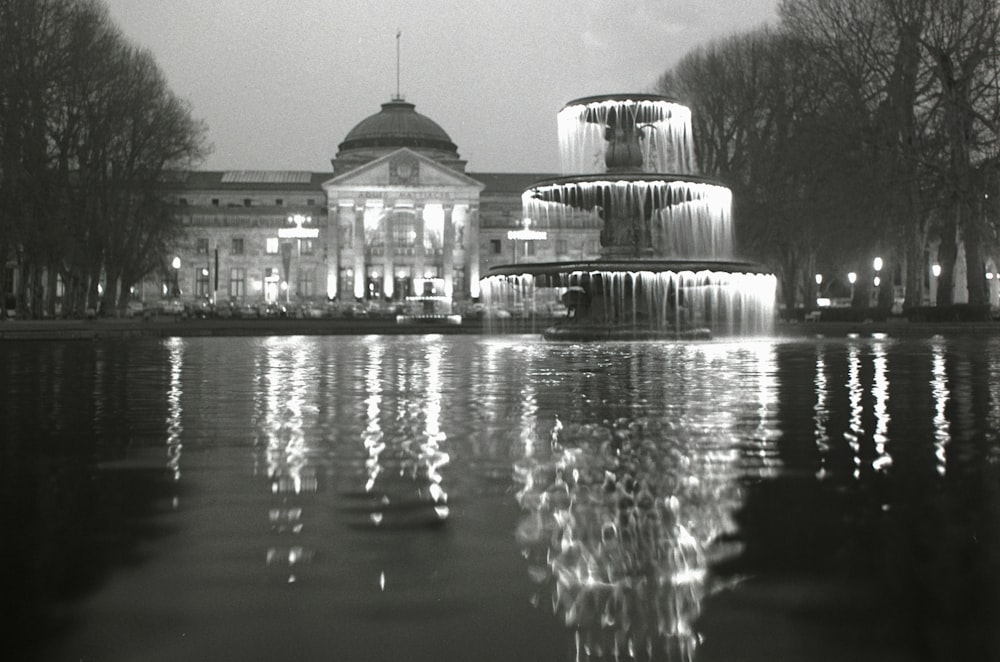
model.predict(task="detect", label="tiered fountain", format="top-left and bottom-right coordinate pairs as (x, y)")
top-left (482, 94), bottom-right (776, 340)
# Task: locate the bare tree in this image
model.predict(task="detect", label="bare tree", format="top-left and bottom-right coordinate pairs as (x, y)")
top-left (0, 0), bottom-right (208, 318)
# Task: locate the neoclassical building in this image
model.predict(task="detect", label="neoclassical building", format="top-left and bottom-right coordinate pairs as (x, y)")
top-left (156, 97), bottom-right (604, 311)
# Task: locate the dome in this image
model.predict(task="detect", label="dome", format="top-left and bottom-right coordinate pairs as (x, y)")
top-left (337, 99), bottom-right (458, 156)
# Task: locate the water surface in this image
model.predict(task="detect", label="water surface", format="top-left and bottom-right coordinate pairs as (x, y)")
top-left (2, 334), bottom-right (998, 661)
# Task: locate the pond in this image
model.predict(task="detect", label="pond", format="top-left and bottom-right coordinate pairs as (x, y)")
top-left (2, 333), bottom-right (999, 661)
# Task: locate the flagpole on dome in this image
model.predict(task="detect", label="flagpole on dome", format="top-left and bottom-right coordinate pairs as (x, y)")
top-left (394, 29), bottom-right (403, 102)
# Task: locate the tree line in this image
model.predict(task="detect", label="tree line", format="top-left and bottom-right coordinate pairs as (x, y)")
top-left (0, 0), bottom-right (207, 318)
top-left (658, 0), bottom-right (1000, 312)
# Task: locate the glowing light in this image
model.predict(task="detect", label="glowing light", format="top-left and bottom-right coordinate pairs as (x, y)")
top-left (873, 256), bottom-right (883, 272)
top-left (848, 272), bottom-right (857, 284)
top-left (874, 276), bottom-right (881, 287)
top-left (932, 264), bottom-right (941, 278)
top-left (278, 227), bottom-right (319, 239)
top-left (171, 256), bottom-right (181, 270)
top-left (508, 218), bottom-right (547, 241)
top-left (815, 274), bottom-right (823, 285)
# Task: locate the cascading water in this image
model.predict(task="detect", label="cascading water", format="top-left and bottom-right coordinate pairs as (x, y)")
top-left (481, 94), bottom-right (776, 340)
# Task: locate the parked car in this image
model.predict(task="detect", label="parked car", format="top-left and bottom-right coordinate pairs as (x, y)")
top-left (258, 302), bottom-right (288, 318)
top-left (298, 302), bottom-right (326, 319)
top-left (125, 300), bottom-right (145, 318)
top-left (340, 301), bottom-right (368, 318)
top-left (161, 299), bottom-right (184, 315)
top-left (187, 299), bottom-right (214, 319)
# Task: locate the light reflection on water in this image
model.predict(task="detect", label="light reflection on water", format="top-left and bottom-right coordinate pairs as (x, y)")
top-left (1, 334), bottom-right (999, 661)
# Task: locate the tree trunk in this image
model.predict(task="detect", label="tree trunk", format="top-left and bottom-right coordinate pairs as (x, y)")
top-left (936, 217), bottom-right (958, 306)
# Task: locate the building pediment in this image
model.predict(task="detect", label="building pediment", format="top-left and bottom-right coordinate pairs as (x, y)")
top-left (322, 148), bottom-right (485, 193)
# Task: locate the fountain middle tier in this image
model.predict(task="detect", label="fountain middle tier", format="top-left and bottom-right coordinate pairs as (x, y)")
top-left (523, 174), bottom-right (734, 260)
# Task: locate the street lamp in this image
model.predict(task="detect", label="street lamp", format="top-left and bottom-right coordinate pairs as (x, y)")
top-left (932, 264), bottom-right (941, 278)
top-left (171, 256), bottom-right (181, 297)
top-left (873, 257), bottom-right (883, 306)
top-left (848, 272), bottom-right (857, 304)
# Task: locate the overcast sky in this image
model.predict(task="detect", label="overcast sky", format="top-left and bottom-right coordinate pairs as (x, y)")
top-left (102, 0), bottom-right (779, 174)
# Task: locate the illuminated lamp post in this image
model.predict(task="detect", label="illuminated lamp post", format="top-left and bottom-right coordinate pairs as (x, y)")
top-left (814, 273), bottom-right (823, 307)
top-left (171, 256), bottom-right (181, 298)
top-left (508, 218), bottom-right (547, 266)
top-left (848, 272), bottom-right (857, 305)
top-left (873, 256), bottom-right (883, 307)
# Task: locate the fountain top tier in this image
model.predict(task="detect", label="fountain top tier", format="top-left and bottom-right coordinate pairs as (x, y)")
top-left (558, 93), bottom-right (696, 176)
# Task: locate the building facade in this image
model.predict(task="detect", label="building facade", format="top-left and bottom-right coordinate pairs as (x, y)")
top-left (156, 98), bottom-right (602, 313)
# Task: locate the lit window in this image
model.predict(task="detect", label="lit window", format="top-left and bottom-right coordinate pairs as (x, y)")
top-left (300, 239), bottom-right (314, 255)
top-left (266, 237), bottom-right (279, 254)
top-left (229, 268), bottom-right (246, 297)
top-left (196, 268), bottom-right (210, 297)
top-left (298, 268), bottom-right (315, 297)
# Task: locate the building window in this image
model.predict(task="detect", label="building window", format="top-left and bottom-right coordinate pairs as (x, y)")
top-left (196, 238), bottom-right (209, 254)
top-left (307, 199), bottom-right (315, 206)
top-left (195, 268), bottom-right (210, 297)
top-left (179, 198), bottom-right (188, 206)
top-left (556, 239), bottom-right (568, 254)
top-left (300, 239), bottom-right (314, 255)
top-left (266, 237), bottom-right (279, 254)
top-left (394, 215), bottom-right (416, 248)
top-left (243, 198), bottom-right (252, 207)
top-left (275, 198), bottom-right (283, 206)
top-left (229, 268), bottom-right (246, 298)
top-left (232, 237), bottom-right (245, 255)
top-left (525, 242), bottom-right (537, 256)
top-left (211, 198), bottom-right (219, 207)
top-left (297, 268), bottom-right (315, 297)
top-left (490, 239), bottom-right (502, 254)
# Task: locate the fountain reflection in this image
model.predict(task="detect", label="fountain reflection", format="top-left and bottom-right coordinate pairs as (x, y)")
top-left (255, 337), bottom-right (319, 582)
top-left (513, 342), bottom-right (779, 661)
top-left (931, 339), bottom-right (950, 476)
top-left (165, 337), bottom-right (184, 484)
top-left (340, 337), bottom-right (451, 531)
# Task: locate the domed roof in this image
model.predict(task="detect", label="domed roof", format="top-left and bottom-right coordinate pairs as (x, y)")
top-left (338, 99), bottom-right (458, 155)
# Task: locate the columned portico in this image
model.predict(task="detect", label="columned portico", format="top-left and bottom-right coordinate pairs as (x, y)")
top-left (323, 147), bottom-right (484, 305)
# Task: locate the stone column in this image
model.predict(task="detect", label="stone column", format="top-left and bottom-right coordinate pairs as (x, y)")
top-left (383, 204), bottom-right (395, 298)
top-left (353, 202), bottom-right (365, 300)
top-left (466, 204), bottom-right (480, 298)
top-left (414, 204), bottom-right (426, 284)
top-left (328, 203), bottom-right (344, 298)
top-left (442, 204), bottom-right (454, 298)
